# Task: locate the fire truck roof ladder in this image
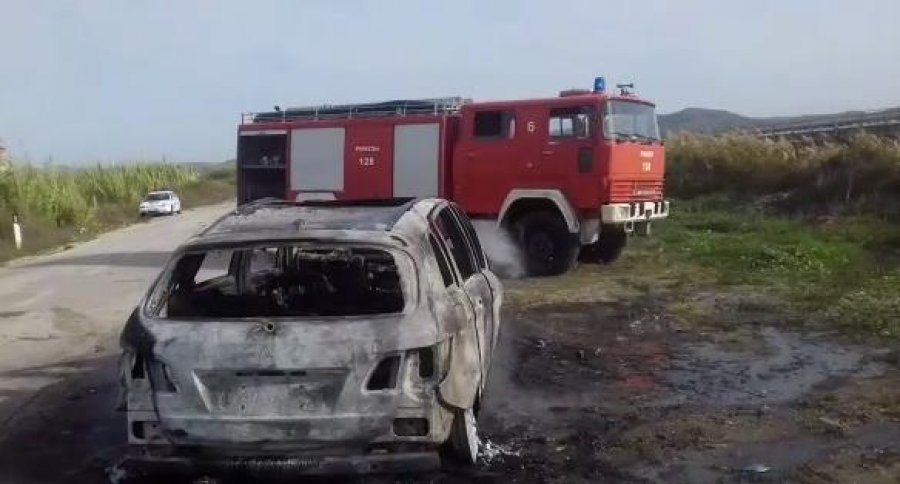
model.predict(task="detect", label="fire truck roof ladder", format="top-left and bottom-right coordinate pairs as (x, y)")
top-left (246, 97), bottom-right (466, 123)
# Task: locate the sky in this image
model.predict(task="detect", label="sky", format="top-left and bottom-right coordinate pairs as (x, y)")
top-left (1, 0), bottom-right (899, 164)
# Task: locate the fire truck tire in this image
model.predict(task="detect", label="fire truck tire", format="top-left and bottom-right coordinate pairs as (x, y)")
top-left (597, 225), bottom-right (627, 263)
top-left (517, 211), bottom-right (578, 276)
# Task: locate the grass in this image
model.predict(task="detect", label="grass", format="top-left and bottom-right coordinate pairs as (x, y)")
top-left (508, 134), bottom-right (900, 340)
top-left (641, 132), bottom-right (900, 339)
top-left (507, 204), bottom-right (900, 340)
top-left (619, 202), bottom-right (900, 338)
top-left (0, 162), bottom-right (235, 263)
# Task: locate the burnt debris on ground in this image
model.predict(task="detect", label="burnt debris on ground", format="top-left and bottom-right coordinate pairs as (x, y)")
top-left (0, 268), bottom-right (899, 483)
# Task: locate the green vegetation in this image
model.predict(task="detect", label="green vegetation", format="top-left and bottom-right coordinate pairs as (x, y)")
top-left (507, 205), bottom-right (899, 340)
top-left (654, 134), bottom-right (900, 338)
top-left (509, 134), bottom-right (900, 340)
top-left (631, 204), bottom-right (899, 337)
top-left (0, 162), bottom-right (235, 263)
top-left (666, 133), bottom-right (900, 218)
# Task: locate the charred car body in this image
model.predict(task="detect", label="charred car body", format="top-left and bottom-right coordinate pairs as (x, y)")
top-left (118, 197), bottom-right (502, 477)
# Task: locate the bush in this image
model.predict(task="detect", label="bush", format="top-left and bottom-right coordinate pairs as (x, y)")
top-left (666, 133), bottom-right (900, 218)
top-left (0, 163), bottom-right (199, 230)
top-left (825, 272), bottom-right (900, 337)
top-left (0, 161), bottom-right (234, 262)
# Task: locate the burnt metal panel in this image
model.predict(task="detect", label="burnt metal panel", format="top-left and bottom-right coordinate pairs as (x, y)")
top-left (290, 128), bottom-right (345, 192)
top-left (393, 123), bottom-right (440, 198)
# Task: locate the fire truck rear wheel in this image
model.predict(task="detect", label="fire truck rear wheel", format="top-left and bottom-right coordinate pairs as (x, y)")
top-left (517, 211), bottom-right (577, 276)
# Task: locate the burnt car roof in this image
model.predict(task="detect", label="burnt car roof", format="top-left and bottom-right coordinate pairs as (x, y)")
top-left (191, 198), bottom-right (421, 244)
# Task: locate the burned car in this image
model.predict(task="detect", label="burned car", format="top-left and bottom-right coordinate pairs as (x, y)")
top-left (118, 197), bottom-right (502, 477)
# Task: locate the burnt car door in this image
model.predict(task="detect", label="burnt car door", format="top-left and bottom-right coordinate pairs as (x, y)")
top-left (448, 203), bottom-right (501, 361)
top-left (431, 206), bottom-right (493, 384)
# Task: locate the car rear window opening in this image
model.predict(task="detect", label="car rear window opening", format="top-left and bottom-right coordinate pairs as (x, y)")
top-left (152, 245), bottom-right (404, 318)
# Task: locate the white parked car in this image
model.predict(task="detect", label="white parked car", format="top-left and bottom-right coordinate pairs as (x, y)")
top-left (139, 190), bottom-right (182, 216)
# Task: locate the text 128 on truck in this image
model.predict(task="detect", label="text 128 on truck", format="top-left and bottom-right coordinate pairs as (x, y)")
top-left (236, 78), bottom-right (669, 276)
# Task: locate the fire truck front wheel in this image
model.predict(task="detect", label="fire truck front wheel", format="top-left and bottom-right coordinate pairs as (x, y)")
top-left (602, 225), bottom-right (628, 262)
top-left (581, 225), bottom-right (628, 264)
top-left (517, 211), bottom-right (578, 276)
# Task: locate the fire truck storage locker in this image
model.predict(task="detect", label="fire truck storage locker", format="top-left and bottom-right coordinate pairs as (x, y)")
top-left (393, 123), bottom-right (441, 199)
top-left (288, 121), bottom-right (444, 200)
top-left (290, 127), bottom-right (345, 194)
top-left (237, 130), bottom-right (288, 205)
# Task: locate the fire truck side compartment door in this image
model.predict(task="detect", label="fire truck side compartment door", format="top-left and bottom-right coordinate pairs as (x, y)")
top-left (290, 127), bottom-right (345, 192)
top-left (393, 123), bottom-right (440, 198)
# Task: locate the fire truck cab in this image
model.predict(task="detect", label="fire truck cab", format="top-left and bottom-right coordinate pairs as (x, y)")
top-left (237, 82), bottom-right (669, 276)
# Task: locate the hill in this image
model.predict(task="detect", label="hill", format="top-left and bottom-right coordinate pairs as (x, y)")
top-left (657, 108), bottom-right (757, 135)
top-left (659, 106), bottom-right (900, 136)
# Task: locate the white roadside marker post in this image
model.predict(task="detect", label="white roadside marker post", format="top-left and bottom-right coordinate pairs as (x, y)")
top-left (13, 215), bottom-right (22, 250)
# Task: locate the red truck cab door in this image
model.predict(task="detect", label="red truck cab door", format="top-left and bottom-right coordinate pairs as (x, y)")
top-left (453, 101), bottom-right (604, 218)
top-left (452, 109), bottom-right (522, 216)
top-left (540, 105), bottom-right (599, 208)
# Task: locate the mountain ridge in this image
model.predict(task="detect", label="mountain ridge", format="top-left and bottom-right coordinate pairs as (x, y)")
top-left (658, 106), bottom-right (900, 136)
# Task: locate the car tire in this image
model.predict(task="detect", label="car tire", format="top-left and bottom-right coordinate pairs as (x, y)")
top-left (517, 211), bottom-right (577, 276)
top-left (441, 407), bottom-right (480, 467)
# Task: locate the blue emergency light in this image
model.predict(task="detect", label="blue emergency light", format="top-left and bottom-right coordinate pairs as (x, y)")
top-left (593, 77), bottom-right (606, 93)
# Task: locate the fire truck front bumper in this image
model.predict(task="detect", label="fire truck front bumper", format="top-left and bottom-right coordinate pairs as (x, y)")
top-left (601, 200), bottom-right (670, 224)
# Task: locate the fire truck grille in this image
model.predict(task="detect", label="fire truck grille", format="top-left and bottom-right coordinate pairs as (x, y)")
top-left (609, 180), bottom-right (664, 202)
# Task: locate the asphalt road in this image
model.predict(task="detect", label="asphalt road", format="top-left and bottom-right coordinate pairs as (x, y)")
top-left (0, 203), bottom-right (234, 483)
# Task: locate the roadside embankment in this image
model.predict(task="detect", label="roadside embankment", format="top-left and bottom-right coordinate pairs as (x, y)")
top-left (0, 162), bottom-right (234, 264)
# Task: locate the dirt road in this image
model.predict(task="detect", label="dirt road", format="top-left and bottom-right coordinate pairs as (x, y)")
top-left (0, 210), bottom-right (898, 483)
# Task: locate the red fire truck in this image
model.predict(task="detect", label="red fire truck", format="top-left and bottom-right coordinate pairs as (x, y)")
top-left (236, 80), bottom-right (669, 276)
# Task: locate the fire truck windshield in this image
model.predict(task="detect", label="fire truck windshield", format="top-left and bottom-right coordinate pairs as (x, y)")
top-left (603, 100), bottom-right (661, 142)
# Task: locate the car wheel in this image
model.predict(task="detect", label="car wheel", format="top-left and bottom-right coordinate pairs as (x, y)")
top-left (441, 407), bottom-right (480, 467)
top-left (517, 211), bottom-right (577, 276)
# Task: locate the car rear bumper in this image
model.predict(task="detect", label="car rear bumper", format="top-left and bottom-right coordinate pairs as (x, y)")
top-left (601, 200), bottom-right (670, 224)
top-left (139, 207), bottom-right (174, 214)
top-left (117, 450), bottom-right (441, 477)
top-left (143, 414), bottom-right (398, 446)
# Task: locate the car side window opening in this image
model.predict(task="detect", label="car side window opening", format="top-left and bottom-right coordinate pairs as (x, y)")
top-left (549, 106), bottom-right (594, 139)
top-left (433, 208), bottom-right (477, 280)
top-left (449, 205), bottom-right (487, 270)
top-left (473, 110), bottom-right (516, 140)
top-left (155, 245), bottom-right (404, 318)
top-left (428, 234), bottom-right (456, 287)
top-left (193, 250), bottom-right (235, 285)
top-left (248, 247), bottom-right (278, 274)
